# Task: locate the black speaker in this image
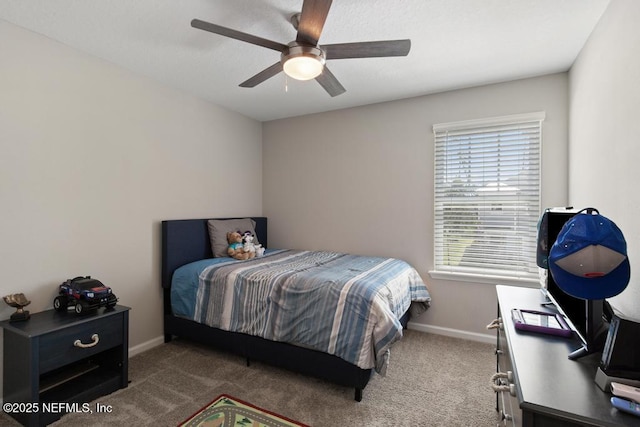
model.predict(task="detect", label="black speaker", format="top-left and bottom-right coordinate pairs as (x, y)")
top-left (595, 307), bottom-right (640, 391)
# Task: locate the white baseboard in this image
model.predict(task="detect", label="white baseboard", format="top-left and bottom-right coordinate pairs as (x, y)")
top-left (128, 335), bottom-right (165, 358)
top-left (126, 326), bottom-right (496, 359)
top-left (407, 321), bottom-right (495, 345)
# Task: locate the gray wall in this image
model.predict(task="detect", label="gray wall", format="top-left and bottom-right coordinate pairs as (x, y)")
top-left (569, 0), bottom-right (640, 319)
top-left (0, 21), bottom-right (263, 353)
top-left (263, 74), bottom-right (569, 340)
top-left (2, 0), bottom-right (634, 373)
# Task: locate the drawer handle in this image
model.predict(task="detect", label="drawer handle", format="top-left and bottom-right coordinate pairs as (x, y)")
top-left (500, 409), bottom-right (513, 421)
top-left (490, 371), bottom-right (515, 394)
top-left (74, 334), bottom-right (100, 349)
top-left (486, 318), bottom-right (502, 330)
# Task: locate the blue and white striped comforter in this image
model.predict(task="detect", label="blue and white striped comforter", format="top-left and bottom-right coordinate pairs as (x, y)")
top-left (193, 250), bottom-right (431, 375)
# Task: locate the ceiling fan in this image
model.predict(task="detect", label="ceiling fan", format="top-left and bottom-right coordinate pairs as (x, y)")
top-left (191, 0), bottom-right (411, 97)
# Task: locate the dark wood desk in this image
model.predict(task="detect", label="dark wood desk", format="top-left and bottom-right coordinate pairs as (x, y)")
top-left (495, 285), bottom-right (637, 426)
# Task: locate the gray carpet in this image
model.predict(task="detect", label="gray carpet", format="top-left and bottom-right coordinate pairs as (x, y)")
top-left (2, 330), bottom-right (500, 426)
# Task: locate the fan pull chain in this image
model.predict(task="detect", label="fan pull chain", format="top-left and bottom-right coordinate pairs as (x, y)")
top-left (285, 74), bottom-right (288, 93)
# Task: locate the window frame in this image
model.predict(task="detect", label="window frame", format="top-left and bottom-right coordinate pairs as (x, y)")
top-left (429, 112), bottom-right (545, 286)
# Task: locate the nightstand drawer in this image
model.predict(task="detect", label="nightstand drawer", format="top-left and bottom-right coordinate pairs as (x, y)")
top-left (39, 314), bottom-right (124, 373)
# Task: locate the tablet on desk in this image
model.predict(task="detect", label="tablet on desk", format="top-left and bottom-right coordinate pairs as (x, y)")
top-left (511, 308), bottom-right (573, 337)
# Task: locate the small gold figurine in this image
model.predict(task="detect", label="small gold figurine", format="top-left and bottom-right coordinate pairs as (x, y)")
top-left (3, 293), bottom-right (31, 322)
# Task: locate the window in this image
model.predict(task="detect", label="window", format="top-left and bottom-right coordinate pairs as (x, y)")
top-left (432, 112), bottom-right (544, 284)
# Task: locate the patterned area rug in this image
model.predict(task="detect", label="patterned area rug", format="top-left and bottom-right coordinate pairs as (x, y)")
top-left (179, 394), bottom-right (309, 427)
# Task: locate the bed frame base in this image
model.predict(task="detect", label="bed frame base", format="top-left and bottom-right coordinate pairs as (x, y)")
top-left (164, 312), bottom-right (371, 401)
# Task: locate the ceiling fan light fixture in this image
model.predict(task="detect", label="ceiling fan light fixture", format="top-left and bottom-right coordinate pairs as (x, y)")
top-left (281, 43), bottom-right (326, 81)
top-left (284, 56), bottom-right (323, 80)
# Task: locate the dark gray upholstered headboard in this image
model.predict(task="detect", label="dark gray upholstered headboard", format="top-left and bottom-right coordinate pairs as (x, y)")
top-left (161, 217), bottom-right (267, 289)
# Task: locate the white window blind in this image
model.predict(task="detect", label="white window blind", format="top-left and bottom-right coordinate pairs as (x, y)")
top-left (433, 112), bottom-right (544, 282)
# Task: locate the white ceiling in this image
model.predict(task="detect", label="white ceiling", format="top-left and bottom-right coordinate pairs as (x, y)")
top-left (0, 0), bottom-right (610, 121)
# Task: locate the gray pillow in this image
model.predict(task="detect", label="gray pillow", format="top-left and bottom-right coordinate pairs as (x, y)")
top-left (208, 218), bottom-right (259, 258)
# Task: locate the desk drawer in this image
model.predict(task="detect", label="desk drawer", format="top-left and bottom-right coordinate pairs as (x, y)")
top-left (39, 314), bottom-right (124, 373)
top-left (497, 323), bottom-right (521, 427)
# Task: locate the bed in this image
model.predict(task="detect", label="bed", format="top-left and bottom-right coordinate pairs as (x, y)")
top-left (161, 217), bottom-right (431, 401)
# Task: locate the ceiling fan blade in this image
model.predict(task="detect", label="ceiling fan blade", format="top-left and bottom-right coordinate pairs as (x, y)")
top-left (191, 19), bottom-right (287, 52)
top-left (239, 62), bottom-right (283, 88)
top-left (324, 39), bottom-right (411, 60)
top-left (296, 0), bottom-right (333, 46)
top-left (315, 66), bottom-right (346, 97)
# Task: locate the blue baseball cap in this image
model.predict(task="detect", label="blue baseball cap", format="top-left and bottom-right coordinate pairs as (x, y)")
top-left (549, 210), bottom-right (630, 300)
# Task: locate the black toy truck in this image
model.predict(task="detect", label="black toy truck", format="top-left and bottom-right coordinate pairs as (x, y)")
top-left (54, 276), bottom-right (117, 315)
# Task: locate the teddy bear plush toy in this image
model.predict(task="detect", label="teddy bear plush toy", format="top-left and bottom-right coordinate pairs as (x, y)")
top-left (242, 231), bottom-right (265, 257)
top-left (242, 231), bottom-right (263, 258)
top-left (241, 231), bottom-right (256, 255)
top-left (227, 231), bottom-right (252, 260)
